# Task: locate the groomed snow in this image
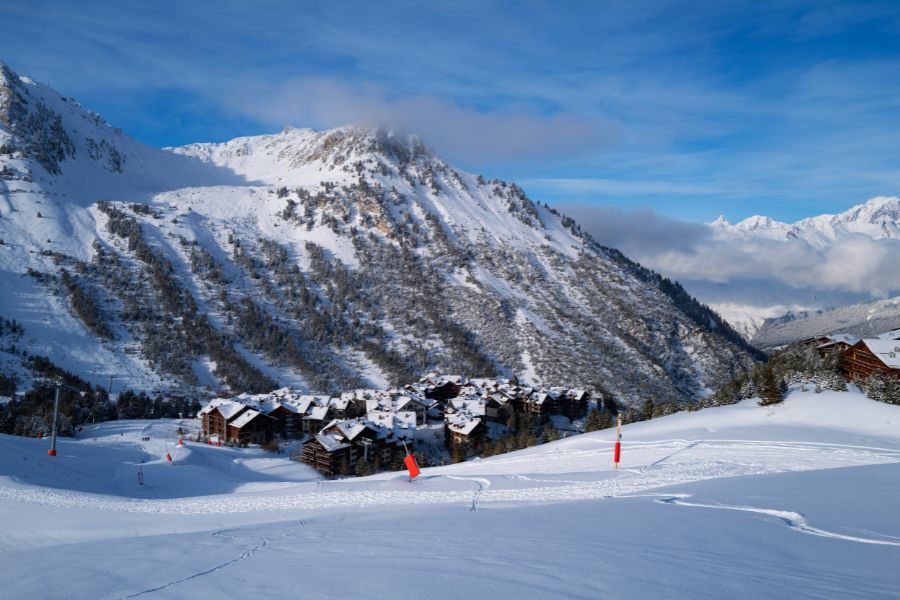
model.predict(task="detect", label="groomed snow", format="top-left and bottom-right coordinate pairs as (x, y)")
top-left (1, 390), bottom-right (899, 598)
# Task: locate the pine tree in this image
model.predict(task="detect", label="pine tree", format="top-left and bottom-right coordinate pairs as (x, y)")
top-left (584, 409), bottom-right (602, 432)
top-left (757, 365), bottom-right (784, 406)
top-left (481, 439), bottom-right (495, 457)
top-left (641, 399), bottom-right (655, 421)
top-left (354, 459), bottom-right (371, 477)
top-left (865, 371), bottom-right (889, 403)
top-left (542, 424), bottom-right (560, 443)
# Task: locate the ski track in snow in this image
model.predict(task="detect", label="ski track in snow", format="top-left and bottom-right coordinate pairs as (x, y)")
top-left (3, 439), bottom-right (899, 516)
top-left (445, 475), bottom-right (492, 511)
top-left (657, 497), bottom-right (900, 547)
top-left (122, 528), bottom-right (270, 599)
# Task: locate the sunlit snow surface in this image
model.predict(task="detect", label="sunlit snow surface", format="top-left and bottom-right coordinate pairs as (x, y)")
top-left (2, 390), bottom-right (899, 599)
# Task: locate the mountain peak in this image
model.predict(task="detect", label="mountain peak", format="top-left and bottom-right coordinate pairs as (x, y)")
top-left (832, 196), bottom-right (900, 225)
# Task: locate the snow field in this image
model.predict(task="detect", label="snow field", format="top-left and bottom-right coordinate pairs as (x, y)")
top-left (1, 389), bottom-right (898, 599)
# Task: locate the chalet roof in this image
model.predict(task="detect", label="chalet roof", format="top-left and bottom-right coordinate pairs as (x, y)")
top-left (329, 396), bottom-right (351, 410)
top-left (367, 409), bottom-right (417, 431)
top-left (210, 400), bottom-right (248, 420)
top-left (256, 398), bottom-right (280, 415)
top-left (860, 339), bottom-right (900, 369)
top-left (877, 328), bottom-right (900, 341)
top-left (334, 419), bottom-right (369, 441)
top-left (528, 393), bottom-right (550, 405)
top-left (198, 399), bottom-right (223, 415)
top-left (446, 413), bottom-right (482, 435)
top-left (316, 432), bottom-right (350, 452)
top-left (229, 408), bottom-right (263, 429)
top-left (450, 397), bottom-right (486, 416)
top-left (488, 393), bottom-right (509, 405)
top-left (304, 405), bottom-right (330, 421)
top-left (819, 333), bottom-right (858, 347)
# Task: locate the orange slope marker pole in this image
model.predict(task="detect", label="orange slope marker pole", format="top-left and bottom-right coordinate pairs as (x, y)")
top-left (402, 440), bottom-right (420, 481)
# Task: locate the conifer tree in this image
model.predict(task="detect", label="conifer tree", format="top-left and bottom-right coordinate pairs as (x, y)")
top-left (542, 424), bottom-right (560, 443)
top-left (757, 365), bottom-right (784, 406)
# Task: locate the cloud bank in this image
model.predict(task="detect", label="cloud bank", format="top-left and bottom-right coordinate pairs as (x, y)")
top-left (562, 204), bottom-right (900, 297)
top-left (226, 78), bottom-right (618, 165)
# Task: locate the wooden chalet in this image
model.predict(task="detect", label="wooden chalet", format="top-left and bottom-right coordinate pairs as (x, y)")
top-left (421, 375), bottom-right (464, 401)
top-left (445, 414), bottom-right (485, 458)
top-left (801, 335), bottom-right (833, 348)
top-left (841, 339), bottom-right (900, 383)
top-left (299, 432), bottom-right (351, 477)
top-left (522, 391), bottom-right (554, 425)
top-left (558, 389), bottom-right (589, 419)
top-left (815, 334), bottom-right (858, 357)
top-left (226, 409), bottom-right (274, 446)
top-left (266, 401), bottom-right (308, 439)
top-left (302, 403), bottom-right (333, 436)
top-left (299, 418), bottom-right (404, 477)
top-left (199, 399), bottom-right (251, 443)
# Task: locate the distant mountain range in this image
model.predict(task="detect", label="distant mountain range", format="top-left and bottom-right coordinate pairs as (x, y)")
top-left (752, 296), bottom-right (900, 350)
top-left (674, 196), bottom-right (900, 340)
top-left (0, 61), bottom-right (756, 404)
top-left (710, 196), bottom-right (900, 246)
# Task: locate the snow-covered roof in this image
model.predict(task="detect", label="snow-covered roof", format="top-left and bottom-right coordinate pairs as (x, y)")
top-left (329, 396), bottom-right (350, 410)
top-left (316, 432), bottom-right (350, 452)
top-left (860, 339), bottom-right (900, 369)
top-left (209, 400), bottom-right (248, 420)
top-left (331, 419), bottom-right (369, 441)
top-left (819, 333), bottom-right (858, 347)
top-left (304, 406), bottom-right (330, 421)
top-left (367, 410), bottom-right (417, 431)
top-left (229, 408), bottom-right (262, 429)
top-left (450, 397), bottom-right (486, 416)
top-left (446, 413), bottom-right (482, 435)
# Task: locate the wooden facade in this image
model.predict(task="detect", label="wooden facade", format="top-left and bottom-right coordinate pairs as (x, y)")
top-left (201, 403), bottom-right (250, 443)
top-left (446, 418), bottom-right (485, 458)
top-left (298, 420), bottom-right (403, 477)
top-left (299, 435), bottom-right (351, 477)
top-left (226, 410), bottom-right (275, 446)
top-left (268, 404), bottom-right (305, 439)
top-left (842, 340), bottom-right (900, 383)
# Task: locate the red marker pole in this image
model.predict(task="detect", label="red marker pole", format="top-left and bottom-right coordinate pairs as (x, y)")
top-left (613, 414), bottom-right (622, 469)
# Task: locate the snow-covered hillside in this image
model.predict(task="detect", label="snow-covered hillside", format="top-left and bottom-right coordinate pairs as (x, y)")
top-left (752, 295), bottom-right (900, 349)
top-left (680, 196), bottom-right (900, 339)
top-left (1, 389), bottom-right (898, 598)
top-left (0, 61), bottom-right (755, 403)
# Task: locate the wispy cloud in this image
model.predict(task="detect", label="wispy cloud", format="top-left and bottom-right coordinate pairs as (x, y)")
top-left (1, 1), bottom-right (899, 220)
top-left (225, 78), bottom-right (619, 164)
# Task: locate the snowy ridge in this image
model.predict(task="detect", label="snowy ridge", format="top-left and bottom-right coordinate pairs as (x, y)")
top-left (752, 295), bottom-right (900, 349)
top-left (0, 61), bottom-right (754, 402)
top-left (711, 196), bottom-right (900, 246)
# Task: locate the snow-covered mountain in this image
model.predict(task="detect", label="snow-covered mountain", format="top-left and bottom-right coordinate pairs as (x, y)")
top-left (0, 61), bottom-right (756, 403)
top-left (710, 196), bottom-right (900, 247)
top-left (752, 295), bottom-right (900, 349)
top-left (675, 197), bottom-right (900, 340)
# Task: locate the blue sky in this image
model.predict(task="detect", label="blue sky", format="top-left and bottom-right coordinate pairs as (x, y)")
top-left (2, 0), bottom-right (899, 222)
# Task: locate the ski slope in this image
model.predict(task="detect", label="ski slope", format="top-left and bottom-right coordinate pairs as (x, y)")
top-left (1, 390), bottom-right (899, 599)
